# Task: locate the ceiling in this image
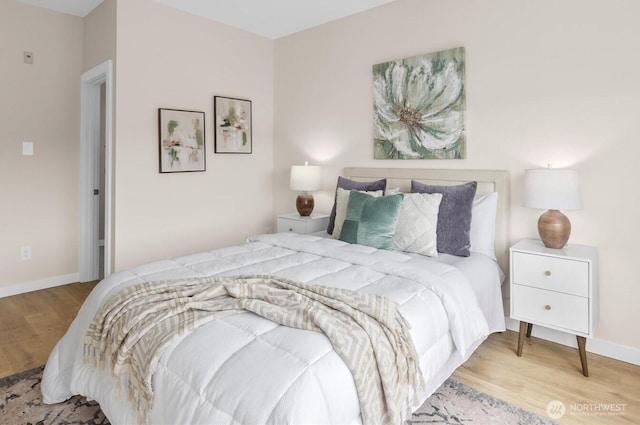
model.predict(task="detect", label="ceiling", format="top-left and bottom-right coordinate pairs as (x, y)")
top-left (15, 0), bottom-right (396, 39)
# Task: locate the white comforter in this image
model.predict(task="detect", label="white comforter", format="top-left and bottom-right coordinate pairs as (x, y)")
top-left (42, 233), bottom-right (489, 425)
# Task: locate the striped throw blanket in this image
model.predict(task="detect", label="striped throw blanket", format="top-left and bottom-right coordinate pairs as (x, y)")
top-left (84, 275), bottom-right (424, 424)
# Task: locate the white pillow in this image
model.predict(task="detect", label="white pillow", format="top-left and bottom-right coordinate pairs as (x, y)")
top-left (394, 192), bottom-right (443, 257)
top-left (332, 188), bottom-right (383, 239)
top-left (469, 192), bottom-right (498, 260)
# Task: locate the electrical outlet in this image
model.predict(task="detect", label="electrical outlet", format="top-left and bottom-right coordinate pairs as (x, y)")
top-left (24, 51), bottom-right (33, 64)
top-left (21, 246), bottom-right (32, 261)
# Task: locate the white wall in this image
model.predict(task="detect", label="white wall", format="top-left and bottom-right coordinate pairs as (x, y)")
top-left (0, 0), bottom-right (83, 289)
top-left (274, 0), bottom-right (640, 351)
top-left (113, 0), bottom-right (275, 270)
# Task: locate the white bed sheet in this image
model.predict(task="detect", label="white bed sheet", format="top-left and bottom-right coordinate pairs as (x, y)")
top-left (42, 233), bottom-right (490, 425)
top-left (428, 253), bottom-right (506, 333)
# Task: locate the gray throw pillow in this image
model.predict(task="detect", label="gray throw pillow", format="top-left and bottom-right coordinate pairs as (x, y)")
top-left (411, 180), bottom-right (477, 257)
top-left (327, 176), bottom-right (387, 234)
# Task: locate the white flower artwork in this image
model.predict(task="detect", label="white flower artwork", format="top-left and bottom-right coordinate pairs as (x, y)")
top-left (373, 47), bottom-right (466, 159)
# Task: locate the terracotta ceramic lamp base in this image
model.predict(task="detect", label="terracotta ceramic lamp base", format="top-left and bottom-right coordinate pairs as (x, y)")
top-left (538, 209), bottom-right (571, 249)
top-left (296, 193), bottom-right (314, 216)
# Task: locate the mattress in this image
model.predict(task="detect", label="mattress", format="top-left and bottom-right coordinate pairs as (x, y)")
top-left (42, 233), bottom-right (493, 425)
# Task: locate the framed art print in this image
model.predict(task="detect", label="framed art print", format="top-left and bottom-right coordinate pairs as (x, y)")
top-left (158, 108), bottom-right (206, 173)
top-left (373, 47), bottom-right (466, 160)
top-left (214, 96), bottom-right (252, 154)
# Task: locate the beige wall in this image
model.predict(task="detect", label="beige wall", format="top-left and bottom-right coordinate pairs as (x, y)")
top-left (0, 0), bottom-right (274, 290)
top-left (113, 0), bottom-right (274, 270)
top-left (0, 0), bottom-right (83, 287)
top-left (83, 0), bottom-right (116, 72)
top-left (274, 0), bottom-right (640, 350)
top-left (84, 0), bottom-right (117, 273)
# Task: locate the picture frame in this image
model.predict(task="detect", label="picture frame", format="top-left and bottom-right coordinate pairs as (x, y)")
top-left (214, 96), bottom-right (252, 154)
top-left (373, 47), bottom-right (466, 160)
top-left (158, 108), bottom-right (206, 173)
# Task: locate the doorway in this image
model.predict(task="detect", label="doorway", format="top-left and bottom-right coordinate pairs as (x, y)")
top-left (79, 60), bottom-right (113, 282)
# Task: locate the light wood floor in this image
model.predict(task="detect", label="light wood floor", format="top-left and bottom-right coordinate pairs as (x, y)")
top-left (452, 329), bottom-right (639, 424)
top-left (0, 283), bottom-right (638, 424)
top-left (0, 282), bottom-right (97, 378)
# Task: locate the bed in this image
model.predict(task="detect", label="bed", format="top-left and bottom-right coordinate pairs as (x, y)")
top-left (41, 167), bottom-right (509, 425)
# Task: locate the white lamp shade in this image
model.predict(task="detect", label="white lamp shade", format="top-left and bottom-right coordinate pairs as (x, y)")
top-left (290, 164), bottom-right (321, 191)
top-left (523, 168), bottom-right (582, 210)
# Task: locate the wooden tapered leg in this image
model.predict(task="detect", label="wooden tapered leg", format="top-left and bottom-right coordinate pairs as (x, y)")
top-left (526, 323), bottom-right (533, 338)
top-left (577, 336), bottom-right (589, 377)
top-left (517, 321), bottom-right (528, 357)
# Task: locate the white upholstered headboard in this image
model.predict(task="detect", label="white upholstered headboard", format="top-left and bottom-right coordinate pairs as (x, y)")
top-left (343, 167), bottom-right (510, 274)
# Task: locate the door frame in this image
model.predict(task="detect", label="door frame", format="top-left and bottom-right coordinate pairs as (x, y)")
top-left (79, 60), bottom-right (113, 281)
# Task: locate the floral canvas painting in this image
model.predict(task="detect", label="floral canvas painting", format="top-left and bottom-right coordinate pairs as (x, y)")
top-left (214, 96), bottom-right (252, 154)
top-left (373, 47), bottom-right (466, 159)
top-left (158, 109), bottom-right (205, 173)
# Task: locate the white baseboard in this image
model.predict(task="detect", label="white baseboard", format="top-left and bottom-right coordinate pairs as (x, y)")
top-left (505, 317), bottom-right (640, 366)
top-left (0, 273), bottom-right (80, 299)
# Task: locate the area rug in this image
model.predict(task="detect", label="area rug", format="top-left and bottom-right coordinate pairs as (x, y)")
top-left (1, 366), bottom-right (555, 425)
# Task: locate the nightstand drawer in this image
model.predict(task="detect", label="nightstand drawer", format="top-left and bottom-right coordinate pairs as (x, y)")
top-left (277, 218), bottom-right (309, 234)
top-left (276, 213), bottom-right (329, 234)
top-left (512, 284), bottom-right (589, 334)
top-left (512, 252), bottom-right (589, 297)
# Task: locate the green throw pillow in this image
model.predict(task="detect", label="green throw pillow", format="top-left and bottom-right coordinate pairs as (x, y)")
top-left (339, 191), bottom-right (404, 250)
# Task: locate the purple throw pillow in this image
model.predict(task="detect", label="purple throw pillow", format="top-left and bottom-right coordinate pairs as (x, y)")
top-left (411, 180), bottom-right (477, 257)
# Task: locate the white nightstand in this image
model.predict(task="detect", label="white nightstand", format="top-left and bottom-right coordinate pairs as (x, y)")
top-left (510, 239), bottom-right (598, 376)
top-left (276, 213), bottom-right (329, 235)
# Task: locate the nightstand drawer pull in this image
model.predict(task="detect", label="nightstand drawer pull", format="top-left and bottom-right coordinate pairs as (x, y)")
top-left (545, 304), bottom-right (551, 310)
top-left (288, 228), bottom-right (294, 232)
top-left (544, 270), bottom-right (552, 276)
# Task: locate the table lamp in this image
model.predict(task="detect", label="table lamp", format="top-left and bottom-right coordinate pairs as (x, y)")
top-left (523, 167), bottom-right (582, 249)
top-left (290, 161), bottom-right (321, 216)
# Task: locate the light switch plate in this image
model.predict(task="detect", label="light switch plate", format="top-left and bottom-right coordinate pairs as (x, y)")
top-left (21, 246), bottom-right (32, 261)
top-left (22, 141), bottom-right (34, 156)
